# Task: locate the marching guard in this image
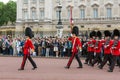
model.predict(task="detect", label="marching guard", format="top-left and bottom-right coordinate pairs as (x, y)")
top-left (108, 29), bottom-right (120, 72)
top-left (65, 26), bottom-right (83, 69)
top-left (91, 31), bottom-right (102, 67)
top-left (84, 31), bottom-right (96, 65)
top-left (18, 27), bottom-right (37, 70)
top-left (98, 30), bottom-right (113, 69)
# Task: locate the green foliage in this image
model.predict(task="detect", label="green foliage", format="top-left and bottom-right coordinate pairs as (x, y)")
top-left (0, 2), bottom-right (4, 26)
top-left (0, 1), bottom-right (16, 26)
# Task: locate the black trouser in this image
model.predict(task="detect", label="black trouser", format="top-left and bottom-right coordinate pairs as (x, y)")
top-left (117, 56), bottom-right (120, 66)
top-left (20, 54), bottom-right (37, 69)
top-left (67, 53), bottom-right (83, 67)
top-left (85, 52), bottom-right (90, 64)
top-left (67, 48), bottom-right (72, 57)
top-left (109, 55), bottom-right (120, 71)
top-left (85, 52), bottom-right (94, 64)
top-left (0, 47), bottom-right (2, 53)
top-left (92, 53), bottom-right (102, 66)
top-left (100, 54), bottom-right (112, 68)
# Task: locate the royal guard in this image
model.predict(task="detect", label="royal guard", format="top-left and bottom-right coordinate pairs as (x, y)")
top-left (18, 27), bottom-right (37, 70)
top-left (108, 29), bottom-right (120, 72)
top-left (99, 30), bottom-right (113, 69)
top-left (91, 31), bottom-right (102, 67)
top-left (84, 31), bottom-right (96, 65)
top-left (65, 26), bottom-right (83, 69)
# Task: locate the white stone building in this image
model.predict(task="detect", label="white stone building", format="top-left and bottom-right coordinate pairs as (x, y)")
top-left (16, 0), bottom-right (120, 37)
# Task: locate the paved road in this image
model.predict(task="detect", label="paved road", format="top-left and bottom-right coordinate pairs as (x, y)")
top-left (0, 57), bottom-right (120, 80)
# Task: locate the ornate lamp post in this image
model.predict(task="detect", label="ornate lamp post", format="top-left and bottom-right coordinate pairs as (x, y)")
top-left (56, 3), bottom-right (63, 38)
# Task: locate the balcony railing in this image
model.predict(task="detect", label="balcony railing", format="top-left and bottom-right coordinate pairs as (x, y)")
top-left (52, 17), bottom-right (120, 23)
top-left (17, 17), bottom-right (120, 23)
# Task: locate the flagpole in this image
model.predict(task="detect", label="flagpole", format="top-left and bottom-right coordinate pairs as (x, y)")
top-left (70, 5), bottom-right (73, 33)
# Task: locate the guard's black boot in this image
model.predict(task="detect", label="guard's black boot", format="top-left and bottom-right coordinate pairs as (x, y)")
top-left (32, 67), bottom-right (37, 70)
top-left (64, 66), bottom-right (70, 69)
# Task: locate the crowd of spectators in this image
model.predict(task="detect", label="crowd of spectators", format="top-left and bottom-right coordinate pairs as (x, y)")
top-left (0, 35), bottom-right (80, 57)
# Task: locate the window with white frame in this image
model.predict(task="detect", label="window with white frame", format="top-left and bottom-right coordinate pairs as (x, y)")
top-left (24, 10), bottom-right (28, 20)
top-left (80, 9), bottom-right (85, 19)
top-left (80, 0), bottom-right (84, 2)
top-left (67, 9), bottom-right (70, 19)
top-left (68, 0), bottom-right (72, 2)
top-left (56, 0), bottom-right (60, 3)
top-left (31, 9), bottom-right (36, 20)
top-left (24, 0), bottom-right (28, 4)
top-left (32, 0), bottom-right (36, 3)
top-left (107, 8), bottom-right (112, 18)
top-left (56, 10), bottom-right (59, 19)
top-left (40, 10), bottom-right (44, 19)
top-left (39, 0), bottom-right (44, 2)
top-left (93, 8), bottom-right (98, 18)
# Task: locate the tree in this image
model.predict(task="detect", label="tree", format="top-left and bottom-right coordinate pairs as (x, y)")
top-left (0, 2), bottom-right (5, 26)
top-left (0, 0), bottom-right (16, 26)
top-left (6, 0), bottom-right (16, 24)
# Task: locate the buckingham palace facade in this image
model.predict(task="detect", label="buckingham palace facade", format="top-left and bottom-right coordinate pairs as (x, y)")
top-left (16, 0), bottom-right (120, 37)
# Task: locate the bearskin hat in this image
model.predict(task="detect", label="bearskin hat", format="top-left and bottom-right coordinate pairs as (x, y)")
top-left (112, 29), bottom-right (120, 37)
top-left (96, 31), bottom-right (102, 38)
top-left (25, 27), bottom-right (34, 39)
top-left (89, 31), bottom-right (96, 38)
top-left (72, 26), bottom-right (79, 36)
top-left (90, 32), bottom-right (93, 38)
top-left (104, 30), bottom-right (111, 37)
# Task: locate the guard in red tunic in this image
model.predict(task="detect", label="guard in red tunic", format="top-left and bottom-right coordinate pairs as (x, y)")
top-left (18, 27), bottom-right (37, 70)
top-left (65, 26), bottom-right (83, 69)
top-left (98, 30), bottom-right (113, 69)
top-left (84, 31), bottom-right (96, 65)
top-left (108, 29), bottom-right (120, 72)
top-left (91, 31), bottom-right (102, 67)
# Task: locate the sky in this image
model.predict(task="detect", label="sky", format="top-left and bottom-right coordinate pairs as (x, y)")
top-left (0, 0), bottom-right (16, 3)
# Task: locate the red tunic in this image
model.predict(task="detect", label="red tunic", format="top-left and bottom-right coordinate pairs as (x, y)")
top-left (23, 39), bottom-right (34, 55)
top-left (94, 40), bottom-right (102, 53)
top-left (111, 40), bottom-right (120, 56)
top-left (87, 39), bottom-right (96, 52)
top-left (68, 37), bottom-right (82, 54)
top-left (103, 40), bottom-right (113, 54)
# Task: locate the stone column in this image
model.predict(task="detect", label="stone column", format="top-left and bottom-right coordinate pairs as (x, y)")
top-left (44, 0), bottom-right (53, 21)
top-left (16, 0), bottom-right (23, 21)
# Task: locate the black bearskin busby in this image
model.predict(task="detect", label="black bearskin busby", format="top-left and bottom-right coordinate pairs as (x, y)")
top-left (96, 31), bottom-right (102, 39)
top-left (25, 27), bottom-right (34, 39)
top-left (89, 31), bottom-right (96, 38)
top-left (112, 29), bottom-right (120, 37)
top-left (90, 32), bottom-right (93, 38)
top-left (72, 26), bottom-right (79, 36)
top-left (104, 30), bottom-right (111, 37)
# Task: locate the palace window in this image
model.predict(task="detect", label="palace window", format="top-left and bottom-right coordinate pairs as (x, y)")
top-left (24, 11), bottom-right (28, 20)
top-left (32, 0), bottom-right (36, 3)
top-left (23, 9), bottom-right (28, 20)
top-left (80, 0), bottom-right (84, 2)
top-left (56, 10), bottom-right (59, 19)
top-left (80, 9), bottom-right (85, 19)
top-left (24, 0), bottom-right (28, 4)
top-left (40, 9), bottom-right (44, 19)
top-left (68, 0), bottom-right (72, 2)
top-left (39, 0), bottom-right (44, 2)
top-left (31, 8), bottom-right (36, 20)
top-left (93, 8), bottom-right (98, 18)
top-left (67, 9), bottom-right (70, 19)
top-left (107, 8), bottom-right (112, 18)
top-left (56, 0), bottom-right (60, 3)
